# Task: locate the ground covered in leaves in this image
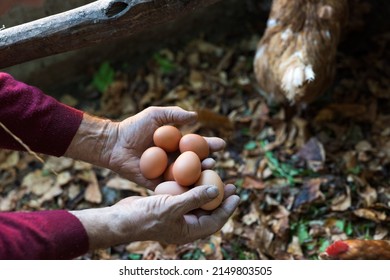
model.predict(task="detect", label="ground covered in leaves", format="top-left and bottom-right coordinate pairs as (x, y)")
top-left (0, 1), bottom-right (389, 260)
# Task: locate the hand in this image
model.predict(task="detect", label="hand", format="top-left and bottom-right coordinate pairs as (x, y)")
top-left (102, 106), bottom-right (226, 189)
top-left (65, 106), bottom-right (226, 189)
top-left (71, 184), bottom-right (240, 250)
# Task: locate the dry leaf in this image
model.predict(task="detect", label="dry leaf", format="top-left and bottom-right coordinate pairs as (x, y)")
top-left (293, 178), bottom-right (326, 209)
top-left (189, 70), bottom-right (204, 90)
top-left (0, 151), bottom-right (19, 169)
top-left (84, 171), bottom-right (102, 204)
top-left (242, 204), bottom-right (260, 226)
top-left (37, 184), bottom-right (63, 205)
top-left (106, 177), bottom-right (147, 196)
top-left (353, 208), bottom-right (387, 223)
top-left (242, 176), bottom-right (266, 190)
top-left (43, 157), bottom-right (74, 173)
top-left (22, 170), bottom-right (55, 196)
top-left (287, 236), bottom-right (304, 258)
top-left (56, 171), bottom-right (72, 186)
top-left (296, 137), bottom-right (326, 172)
top-left (0, 189), bottom-right (27, 211)
top-left (331, 186), bottom-right (351, 212)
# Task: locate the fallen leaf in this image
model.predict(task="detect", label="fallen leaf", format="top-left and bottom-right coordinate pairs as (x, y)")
top-left (83, 171), bottom-right (102, 204)
top-left (22, 170), bottom-right (55, 196)
top-left (106, 177), bottom-right (147, 196)
top-left (37, 184), bottom-right (63, 205)
top-left (293, 178), bottom-right (326, 209)
top-left (242, 176), bottom-right (266, 190)
top-left (0, 189), bottom-right (27, 211)
top-left (331, 186), bottom-right (351, 212)
top-left (0, 151), bottom-right (19, 169)
top-left (296, 137), bottom-right (326, 172)
top-left (56, 171), bottom-right (72, 186)
top-left (353, 208), bottom-right (387, 223)
top-left (242, 204), bottom-right (260, 226)
top-left (43, 157), bottom-right (74, 173)
top-left (287, 236), bottom-right (304, 258)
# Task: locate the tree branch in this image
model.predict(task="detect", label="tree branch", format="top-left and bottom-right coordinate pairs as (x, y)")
top-left (0, 0), bottom-right (220, 69)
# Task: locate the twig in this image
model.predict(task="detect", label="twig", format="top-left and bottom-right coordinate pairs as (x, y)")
top-left (0, 120), bottom-right (45, 165)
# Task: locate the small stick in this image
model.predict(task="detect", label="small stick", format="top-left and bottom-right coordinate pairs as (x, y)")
top-left (0, 120), bottom-right (45, 165)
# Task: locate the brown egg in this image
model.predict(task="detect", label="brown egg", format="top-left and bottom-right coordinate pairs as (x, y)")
top-left (139, 146), bottom-right (168, 179)
top-left (154, 181), bottom-right (189, 195)
top-left (195, 170), bottom-right (224, 211)
top-left (179, 134), bottom-right (209, 160)
top-left (153, 125), bottom-right (182, 152)
top-left (172, 151), bottom-right (201, 186)
top-left (163, 162), bottom-right (175, 181)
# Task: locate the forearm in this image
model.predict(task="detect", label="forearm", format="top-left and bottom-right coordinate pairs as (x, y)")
top-left (70, 206), bottom-right (141, 250)
top-left (0, 72), bottom-right (83, 156)
top-left (64, 113), bottom-right (119, 169)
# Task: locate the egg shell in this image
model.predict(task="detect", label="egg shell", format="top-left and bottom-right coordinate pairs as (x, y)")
top-left (153, 125), bottom-right (182, 152)
top-left (172, 151), bottom-right (201, 186)
top-left (179, 134), bottom-right (209, 160)
top-left (195, 170), bottom-right (224, 211)
top-left (163, 162), bottom-right (175, 181)
top-left (154, 181), bottom-right (189, 195)
top-left (139, 146), bottom-right (168, 179)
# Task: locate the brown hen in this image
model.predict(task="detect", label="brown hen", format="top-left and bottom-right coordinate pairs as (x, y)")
top-left (319, 240), bottom-right (390, 260)
top-left (254, 0), bottom-right (348, 104)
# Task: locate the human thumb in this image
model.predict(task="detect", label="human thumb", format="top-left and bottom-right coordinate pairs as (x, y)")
top-left (158, 106), bottom-right (198, 125)
top-left (172, 185), bottom-right (219, 214)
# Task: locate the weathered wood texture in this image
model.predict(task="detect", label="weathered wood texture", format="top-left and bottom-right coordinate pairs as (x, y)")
top-left (0, 0), bottom-right (220, 69)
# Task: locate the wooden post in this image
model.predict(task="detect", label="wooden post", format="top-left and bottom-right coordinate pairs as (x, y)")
top-left (0, 0), bottom-right (220, 69)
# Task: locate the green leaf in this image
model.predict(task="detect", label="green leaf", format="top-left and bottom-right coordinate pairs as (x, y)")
top-left (319, 239), bottom-right (331, 253)
top-left (92, 62), bottom-right (115, 93)
top-left (345, 221), bottom-right (353, 236)
top-left (297, 223), bottom-right (311, 244)
top-left (127, 253), bottom-right (142, 260)
top-left (153, 53), bottom-right (176, 74)
top-left (244, 141), bottom-right (257, 151)
top-left (335, 219), bottom-right (345, 231)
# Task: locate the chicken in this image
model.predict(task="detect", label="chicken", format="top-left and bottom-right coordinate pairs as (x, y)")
top-left (254, 0), bottom-right (348, 104)
top-left (319, 240), bottom-right (390, 260)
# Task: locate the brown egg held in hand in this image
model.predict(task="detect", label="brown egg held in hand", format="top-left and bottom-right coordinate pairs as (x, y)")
top-left (179, 134), bottom-right (209, 160)
top-left (153, 125), bottom-right (182, 152)
top-left (195, 170), bottom-right (224, 211)
top-left (139, 146), bottom-right (168, 179)
top-left (154, 181), bottom-right (189, 195)
top-left (163, 162), bottom-right (175, 181)
top-left (172, 151), bottom-right (201, 186)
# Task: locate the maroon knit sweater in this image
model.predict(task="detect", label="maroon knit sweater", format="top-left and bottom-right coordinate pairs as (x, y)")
top-left (0, 72), bottom-right (89, 259)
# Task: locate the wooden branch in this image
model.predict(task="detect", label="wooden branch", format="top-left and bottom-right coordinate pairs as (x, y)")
top-left (0, 0), bottom-right (221, 69)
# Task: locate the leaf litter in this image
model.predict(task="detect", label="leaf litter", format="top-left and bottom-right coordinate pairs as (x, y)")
top-left (0, 1), bottom-right (389, 260)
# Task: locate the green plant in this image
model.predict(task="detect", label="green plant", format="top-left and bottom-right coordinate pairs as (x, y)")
top-left (92, 62), bottom-right (115, 93)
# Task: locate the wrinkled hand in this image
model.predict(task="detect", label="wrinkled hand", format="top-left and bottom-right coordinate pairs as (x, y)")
top-left (72, 184), bottom-right (240, 250)
top-left (102, 106), bottom-right (226, 190)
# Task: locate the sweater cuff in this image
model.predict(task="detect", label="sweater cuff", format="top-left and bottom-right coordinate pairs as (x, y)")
top-left (0, 72), bottom-right (84, 156)
top-left (0, 210), bottom-right (89, 260)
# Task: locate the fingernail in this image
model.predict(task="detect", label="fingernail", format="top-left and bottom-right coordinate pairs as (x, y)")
top-left (206, 186), bottom-right (219, 198)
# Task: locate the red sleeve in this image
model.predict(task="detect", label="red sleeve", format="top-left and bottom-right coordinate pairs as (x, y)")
top-left (0, 210), bottom-right (89, 259)
top-left (0, 72), bottom-right (83, 156)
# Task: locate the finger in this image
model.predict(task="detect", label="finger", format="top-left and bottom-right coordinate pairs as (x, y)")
top-left (204, 137), bottom-right (226, 153)
top-left (201, 158), bottom-right (216, 170)
top-left (223, 184), bottom-right (237, 199)
top-left (154, 106), bottom-right (198, 126)
top-left (171, 185), bottom-right (220, 214)
top-left (186, 195), bottom-right (240, 238)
